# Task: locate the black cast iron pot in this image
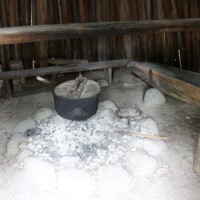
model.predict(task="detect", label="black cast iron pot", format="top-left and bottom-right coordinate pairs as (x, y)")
top-left (53, 79), bottom-right (101, 120)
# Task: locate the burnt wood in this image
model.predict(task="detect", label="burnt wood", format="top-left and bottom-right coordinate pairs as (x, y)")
top-left (0, 59), bottom-right (132, 80)
top-left (0, 19), bottom-right (199, 45)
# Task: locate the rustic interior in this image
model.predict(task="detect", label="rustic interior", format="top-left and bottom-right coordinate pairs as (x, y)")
top-left (0, 1), bottom-right (200, 200)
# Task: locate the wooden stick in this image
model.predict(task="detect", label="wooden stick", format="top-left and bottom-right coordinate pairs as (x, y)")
top-left (117, 131), bottom-right (168, 141)
top-left (69, 76), bottom-right (82, 95)
top-left (0, 19), bottom-right (199, 45)
top-left (194, 134), bottom-right (200, 176)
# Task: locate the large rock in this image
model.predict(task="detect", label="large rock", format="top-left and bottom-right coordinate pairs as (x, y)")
top-left (59, 156), bottom-right (81, 168)
top-left (8, 119), bottom-right (36, 155)
top-left (57, 168), bottom-right (96, 199)
top-left (144, 88), bottom-right (166, 106)
top-left (23, 157), bottom-right (56, 190)
top-left (97, 165), bottom-right (131, 193)
top-left (143, 139), bottom-right (166, 156)
top-left (7, 119), bottom-right (35, 156)
top-left (7, 134), bottom-right (28, 157)
top-left (32, 108), bottom-right (54, 122)
top-left (98, 79), bottom-right (109, 87)
top-left (126, 151), bottom-right (157, 176)
top-left (13, 118), bottom-right (36, 135)
top-left (138, 118), bottom-right (160, 135)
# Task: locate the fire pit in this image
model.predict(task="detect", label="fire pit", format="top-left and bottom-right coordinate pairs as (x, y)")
top-left (53, 75), bottom-right (101, 120)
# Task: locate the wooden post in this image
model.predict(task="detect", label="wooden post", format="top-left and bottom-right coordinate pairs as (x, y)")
top-left (9, 59), bottom-right (25, 94)
top-left (194, 135), bottom-right (200, 176)
top-left (104, 68), bottom-right (112, 86)
top-left (35, 0), bottom-right (48, 68)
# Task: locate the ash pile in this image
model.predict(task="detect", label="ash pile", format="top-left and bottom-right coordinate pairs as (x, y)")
top-left (6, 100), bottom-right (166, 171)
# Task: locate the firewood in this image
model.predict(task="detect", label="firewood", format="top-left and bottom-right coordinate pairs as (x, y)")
top-left (194, 134), bottom-right (200, 176)
top-left (117, 131), bottom-right (168, 141)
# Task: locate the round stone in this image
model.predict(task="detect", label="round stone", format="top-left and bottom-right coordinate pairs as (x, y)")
top-left (138, 118), bottom-right (160, 135)
top-left (126, 151), bottom-right (157, 176)
top-left (97, 165), bottom-right (131, 193)
top-left (23, 157), bottom-right (56, 190)
top-left (144, 88), bottom-right (166, 106)
top-left (143, 139), bottom-right (166, 156)
top-left (13, 119), bottom-right (36, 134)
top-left (57, 168), bottom-right (96, 198)
top-left (32, 108), bottom-right (54, 122)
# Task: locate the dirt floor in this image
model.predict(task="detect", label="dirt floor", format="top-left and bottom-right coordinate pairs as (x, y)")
top-left (0, 70), bottom-right (200, 200)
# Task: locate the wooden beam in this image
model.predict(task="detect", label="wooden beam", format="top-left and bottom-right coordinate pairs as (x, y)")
top-left (0, 59), bottom-right (132, 80)
top-left (0, 19), bottom-right (199, 45)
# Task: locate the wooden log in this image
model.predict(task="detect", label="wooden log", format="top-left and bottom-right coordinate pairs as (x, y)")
top-left (127, 61), bottom-right (200, 108)
top-left (194, 134), bottom-right (200, 176)
top-left (0, 59), bottom-right (132, 80)
top-left (0, 19), bottom-right (199, 45)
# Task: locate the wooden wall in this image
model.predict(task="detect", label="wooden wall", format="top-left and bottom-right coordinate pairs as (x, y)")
top-left (0, 0), bottom-right (199, 72)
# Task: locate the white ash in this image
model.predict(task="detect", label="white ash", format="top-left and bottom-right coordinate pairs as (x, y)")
top-left (20, 101), bottom-right (140, 169)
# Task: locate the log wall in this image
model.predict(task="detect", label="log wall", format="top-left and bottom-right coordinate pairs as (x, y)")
top-left (0, 0), bottom-right (199, 72)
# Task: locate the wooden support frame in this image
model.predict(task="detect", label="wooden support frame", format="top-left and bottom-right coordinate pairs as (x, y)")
top-left (0, 19), bottom-right (199, 45)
